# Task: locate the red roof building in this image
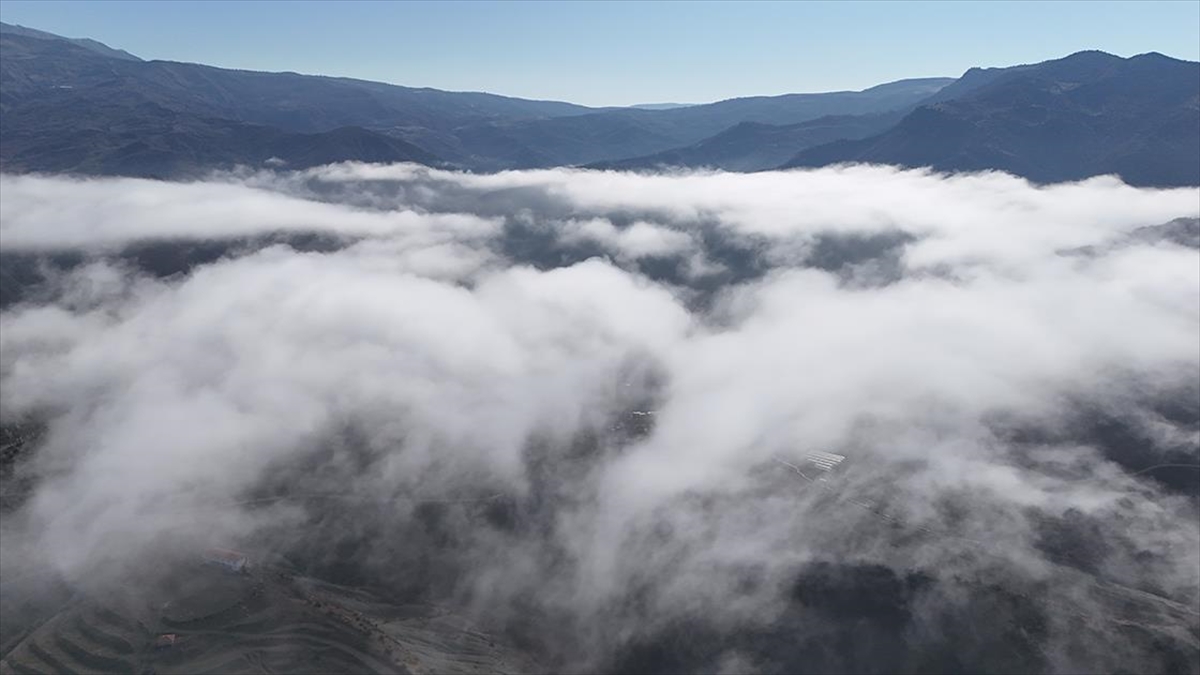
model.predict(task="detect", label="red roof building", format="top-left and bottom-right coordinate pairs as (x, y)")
top-left (202, 548), bottom-right (248, 572)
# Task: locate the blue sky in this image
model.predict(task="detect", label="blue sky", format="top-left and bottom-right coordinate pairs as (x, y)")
top-left (2, 1), bottom-right (1197, 107)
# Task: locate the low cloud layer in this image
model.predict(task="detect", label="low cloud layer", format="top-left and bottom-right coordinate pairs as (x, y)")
top-left (2, 164), bottom-right (1198, 673)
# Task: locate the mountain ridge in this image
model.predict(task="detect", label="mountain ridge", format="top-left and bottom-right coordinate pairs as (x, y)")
top-left (0, 23), bottom-right (956, 173)
top-left (1, 22), bottom-right (1196, 186)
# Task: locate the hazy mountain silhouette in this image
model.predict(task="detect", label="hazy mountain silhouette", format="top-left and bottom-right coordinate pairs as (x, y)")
top-left (629, 102), bottom-right (696, 110)
top-left (588, 111), bottom-right (907, 172)
top-left (458, 78), bottom-right (953, 169)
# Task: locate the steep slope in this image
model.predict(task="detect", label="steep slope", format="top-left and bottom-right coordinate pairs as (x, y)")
top-left (783, 51), bottom-right (1200, 187)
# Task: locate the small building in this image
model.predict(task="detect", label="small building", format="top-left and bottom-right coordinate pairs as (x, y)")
top-left (202, 548), bottom-right (248, 573)
top-left (154, 634), bottom-right (178, 650)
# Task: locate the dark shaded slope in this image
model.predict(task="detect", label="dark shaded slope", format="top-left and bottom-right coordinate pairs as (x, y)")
top-left (783, 51), bottom-right (1200, 187)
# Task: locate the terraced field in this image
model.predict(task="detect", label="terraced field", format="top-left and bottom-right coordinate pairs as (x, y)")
top-left (1, 602), bottom-right (142, 674)
top-left (0, 563), bottom-right (538, 675)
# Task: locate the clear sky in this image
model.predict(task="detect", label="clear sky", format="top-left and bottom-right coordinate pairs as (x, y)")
top-left (1, 0), bottom-right (1197, 107)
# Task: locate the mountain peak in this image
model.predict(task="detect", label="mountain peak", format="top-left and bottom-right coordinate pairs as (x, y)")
top-left (1052, 49), bottom-right (1122, 66)
top-left (1061, 49), bottom-right (1121, 59)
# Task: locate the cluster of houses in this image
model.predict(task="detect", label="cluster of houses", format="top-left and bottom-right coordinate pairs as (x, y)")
top-left (803, 451), bottom-right (846, 473)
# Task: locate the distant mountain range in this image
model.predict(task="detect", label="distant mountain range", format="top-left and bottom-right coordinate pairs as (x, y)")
top-left (588, 110), bottom-right (909, 172)
top-left (449, 77), bottom-right (954, 169)
top-left (1, 21), bottom-right (1197, 186)
top-left (0, 22), bottom-right (949, 176)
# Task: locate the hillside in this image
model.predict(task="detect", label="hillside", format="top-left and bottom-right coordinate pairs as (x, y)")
top-left (0, 553), bottom-right (538, 675)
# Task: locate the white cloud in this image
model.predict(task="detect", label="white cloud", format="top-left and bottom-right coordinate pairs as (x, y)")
top-left (1, 164), bottom-right (1197, 673)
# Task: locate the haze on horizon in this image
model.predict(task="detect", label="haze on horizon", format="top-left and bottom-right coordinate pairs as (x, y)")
top-left (0, 0), bottom-right (1197, 106)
